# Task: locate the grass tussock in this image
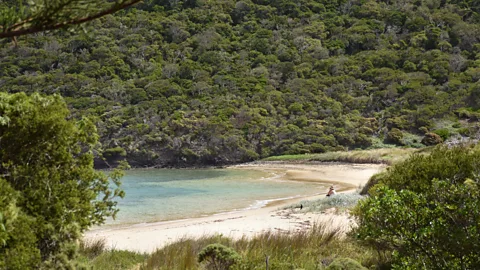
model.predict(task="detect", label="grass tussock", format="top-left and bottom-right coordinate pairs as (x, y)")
top-left (76, 239), bottom-right (147, 270)
top-left (262, 148), bottom-right (419, 165)
top-left (141, 221), bottom-right (379, 270)
top-left (79, 238), bottom-right (107, 259)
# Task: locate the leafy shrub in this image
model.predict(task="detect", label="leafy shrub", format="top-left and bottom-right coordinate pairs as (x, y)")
top-left (432, 128), bottom-right (451, 141)
top-left (354, 145), bottom-right (480, 269)
top-left (421, 132), bottom-right (443, 145)
top-left (0, 93), bottom-right (124, 268)
top-left (198, 244), bottom-right (240, 270)
top-left (0, 178), bottom-right (40, 269)
top-left (384, 128), bottom-right (404, 145)
top-left (359, 172), bottom-right (387, 195)
top-left (326, 258), bottom-right (367, 270)
top-left (103, 147), bottom-right (127, 158)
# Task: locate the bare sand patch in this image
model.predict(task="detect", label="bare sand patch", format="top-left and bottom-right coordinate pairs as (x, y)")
top-left (84, 163), bottom-right (384, 253)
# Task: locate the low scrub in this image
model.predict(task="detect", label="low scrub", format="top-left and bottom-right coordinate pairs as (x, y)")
top-left (141, 223), bottom-right (378, 269)
top-left (76, 239), bottom-right (146, 270)
top-left (354, 145), bottom-right (480, 269)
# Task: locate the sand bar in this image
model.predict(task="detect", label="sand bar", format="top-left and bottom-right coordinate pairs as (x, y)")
top-left (84, 162), bottom-right (385, 253)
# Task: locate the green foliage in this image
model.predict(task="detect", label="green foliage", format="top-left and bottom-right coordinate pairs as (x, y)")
top-left (0, 178), bottom-right (40, 269)
top-left (326, 258), bottom-right (368, 270)
top-left (103, 147), bottom-right (128, 164)
top-left (384, 128), bottom-right (404, 145)
top-left (143, 224), bottom-right (378, 270)
top-left (79, 250), bottom-right (146, 270)
top-left (1, 0), bottom-right (479, 167)
top-left (76, 239), bottom-right (146, 269)
top-left (0, 92), bottom-right (124, 268)
top-left (263, 148), bottom-right (418, 165)
top-left (432, 128), bottom-right (451, 141)
top-left (354, 145), bottom-right (480, 269)
top-left (198, 244), bottom-right (240, 270)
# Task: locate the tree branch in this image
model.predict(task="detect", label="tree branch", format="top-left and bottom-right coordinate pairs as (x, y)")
top-left (0, 0), bottom-right (142, 39)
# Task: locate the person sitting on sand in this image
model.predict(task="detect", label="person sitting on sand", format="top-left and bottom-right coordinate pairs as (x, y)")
top-left (326, 185), bottom-right (336, 197)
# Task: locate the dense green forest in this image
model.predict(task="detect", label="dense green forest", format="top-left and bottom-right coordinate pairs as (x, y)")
top-left (1, 0), bottom-right (480, 167)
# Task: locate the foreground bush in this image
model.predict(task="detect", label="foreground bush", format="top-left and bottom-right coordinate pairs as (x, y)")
top-left (198, 244), bottom-right (240, 270)
top-left (354, 145), bottom-right (480, 269)
top-left (0, 93), bottom-right (124, 268)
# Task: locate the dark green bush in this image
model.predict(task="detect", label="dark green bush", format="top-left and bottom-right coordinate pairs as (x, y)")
top-left (432, 128), bottom-right (451, 141)
top-left (104, 147), bottom-right (127, 158)
top-left (198, 244), bottom-right (240, 270)
top-left (0, 178), bottom-right (40, 269)
top-left (0, 93), bottom-right (124, 268)
top-left (384, 128), bottom-right (404, 145)
top-left (354, 145), bottom-right (480, 269)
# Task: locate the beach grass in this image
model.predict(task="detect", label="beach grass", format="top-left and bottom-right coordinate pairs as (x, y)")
top-left (140, 222), bottom-right (380, 270)
top-left (262, 148), bottom-right (420, 165)
top-left (76, 239), bottom-right (147, 270)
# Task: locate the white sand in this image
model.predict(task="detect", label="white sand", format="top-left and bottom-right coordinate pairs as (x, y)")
top-left (84, 163), bottom-right (384, 253)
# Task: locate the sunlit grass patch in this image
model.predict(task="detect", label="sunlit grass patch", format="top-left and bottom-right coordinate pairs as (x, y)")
top-left (76, 239), bottom-right (146, 270)
top-left (141, 222), bottom-right (378, 270)
top-left (262, 148), bottom-right (419, 165)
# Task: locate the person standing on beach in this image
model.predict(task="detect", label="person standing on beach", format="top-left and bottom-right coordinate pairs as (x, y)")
top-left (326, 185), bottom-right (336, 197)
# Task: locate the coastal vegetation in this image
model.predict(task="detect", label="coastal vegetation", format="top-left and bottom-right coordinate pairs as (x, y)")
top-left (76, 145), bottom-right (480, 269)
top-left (1, 0), bottom-right (480, 168)
top-left (0, 1), bottom-right (136, 268)
top-left (355, 145), bottom-right (480, 269)
top-left (0, 93), bottom-right (125, 268)
top-left (78, 223), bottom-right (378, 270)
top-left (262, 147), bottom-right (420, 165)
top-left (1, 0), bottom-right (480, 269)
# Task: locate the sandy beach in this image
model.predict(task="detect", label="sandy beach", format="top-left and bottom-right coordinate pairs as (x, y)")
top-left (84, 162), bottom-right (385, 253)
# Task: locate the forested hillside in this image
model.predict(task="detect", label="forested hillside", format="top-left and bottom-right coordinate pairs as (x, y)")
top-left (1, 0), bottom-right (480, 167)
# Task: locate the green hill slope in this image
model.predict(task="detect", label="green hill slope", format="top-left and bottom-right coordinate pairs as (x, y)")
top-left (1, 0), bottom-right (479, 167)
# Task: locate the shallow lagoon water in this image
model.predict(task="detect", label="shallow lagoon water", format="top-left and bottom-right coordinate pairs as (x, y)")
top-left (107, 168), bottom-right (326, 225)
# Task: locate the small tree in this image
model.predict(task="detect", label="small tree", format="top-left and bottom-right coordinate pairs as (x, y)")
top-left (0, 93), bottom-right (124, 267)
top-left (384, 128), bottom-right (404, 145)
top-left (198, 244), bottom-right (241, 270)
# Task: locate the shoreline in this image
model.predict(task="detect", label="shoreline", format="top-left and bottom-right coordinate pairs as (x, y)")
top-left (84, 162), bottom-right (385, 253)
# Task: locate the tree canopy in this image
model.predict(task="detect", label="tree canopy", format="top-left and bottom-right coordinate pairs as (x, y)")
top-left (0, 0), bottom-right (480, 167)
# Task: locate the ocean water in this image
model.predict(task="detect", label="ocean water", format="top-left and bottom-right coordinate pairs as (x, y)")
top-left (106, 168), bottom-right (326, 226)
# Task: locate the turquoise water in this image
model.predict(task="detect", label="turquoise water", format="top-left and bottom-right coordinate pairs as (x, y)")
top-left (107, 168), bottom-right (325, 225)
